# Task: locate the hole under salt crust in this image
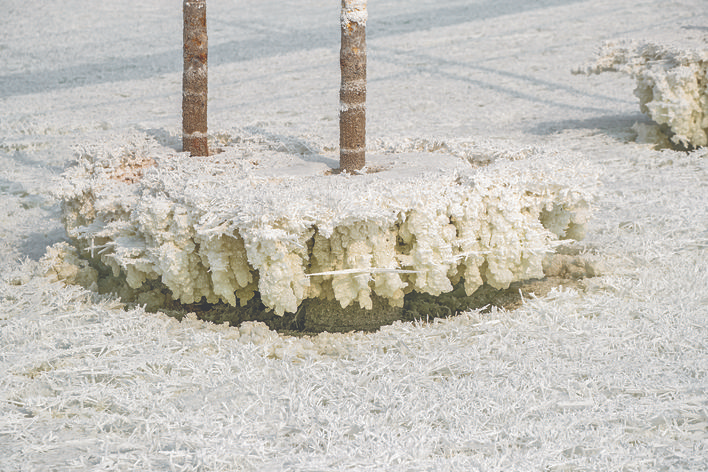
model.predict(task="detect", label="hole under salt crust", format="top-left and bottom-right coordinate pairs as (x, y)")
top-left (48, 131), bottom-right (601, 332)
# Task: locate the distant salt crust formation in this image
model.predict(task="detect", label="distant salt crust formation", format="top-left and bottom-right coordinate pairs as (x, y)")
top-left (578, 40), bottom-right (708, 147)
top-left (54, 132), bottom-right (596, 316)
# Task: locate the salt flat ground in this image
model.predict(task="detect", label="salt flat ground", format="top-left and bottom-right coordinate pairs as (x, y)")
top-left (1, 1), bottom-right (707, 470)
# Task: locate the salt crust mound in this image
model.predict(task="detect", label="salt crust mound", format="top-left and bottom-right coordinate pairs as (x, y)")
top-left (54, 132), bottom-right (597, 316)
top-left (577, 39), bottom-right (708, 147)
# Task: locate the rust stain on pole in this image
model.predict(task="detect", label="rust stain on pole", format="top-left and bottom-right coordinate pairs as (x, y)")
top-left (339, 0), bottom-right (367, 172)
top-left (183, 0), bottom-right (209, 156)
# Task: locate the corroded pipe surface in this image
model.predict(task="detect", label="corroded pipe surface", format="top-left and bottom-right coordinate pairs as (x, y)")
top-left (183, 0), bottom-right (208, 156)
top-left (339, 0), bottom-right (367, 172)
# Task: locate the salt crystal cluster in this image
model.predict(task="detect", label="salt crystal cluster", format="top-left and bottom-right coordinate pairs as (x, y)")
top-left (54, 132), bottom-right (596, 316)
top-left (578, 40), bottom-right (708, 148)
top-left (43, 242), bottom-right (99, 291)
top-left (341, 0), bottom-right (367, 27)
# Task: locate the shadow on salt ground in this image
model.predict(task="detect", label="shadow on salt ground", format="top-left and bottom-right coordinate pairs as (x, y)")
top-left (369, 0), bottom-right (587, 37)
top-left (0, 0), bottom-right (586, 98)
top-left (142, 128), bottom-right (182, 152)
top-left (526, 113), bottom-right (650, 140)
top-left (241, 126), bottom-right (339, 167)
top-left (129, 127), bottom-right (338, 168)
top-left (2, 149), bottom-right (66, 175)
top-left (0, 177), bottom-right (19, 194)
top-left (18, 229), bottom-right (68, 262)
top-left (371, 48), bottom-right (631, 116)
top-left (682, 25), bottom-right (708, 32)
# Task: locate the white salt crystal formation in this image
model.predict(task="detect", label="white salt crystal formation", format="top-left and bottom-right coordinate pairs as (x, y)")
top-left (43, 242), bottom-right (99, 292)
top-left (55, 132), bottom-right (596, 316)
top-left (578, 40), bottom-right (708, 148)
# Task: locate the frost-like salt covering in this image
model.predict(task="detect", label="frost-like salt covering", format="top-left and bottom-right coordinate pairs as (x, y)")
top-left (577, 40), bottom-right (708, 147)
top-left (55, 132), bottom-right (596, 316)
top-left (341, 0), bottom-right (367, 27)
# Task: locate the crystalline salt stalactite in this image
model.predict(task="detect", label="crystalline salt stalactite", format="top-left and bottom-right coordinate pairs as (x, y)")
top-left (579, 40), bottom-right (708, 148)
top-left (53, 132), bottom-right (597, 316)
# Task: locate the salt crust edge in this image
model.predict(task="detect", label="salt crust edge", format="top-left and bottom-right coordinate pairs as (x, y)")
top-left (55, 132), bottom-right (598, 315)
top-left (578, 39), bottom-right (708, 147)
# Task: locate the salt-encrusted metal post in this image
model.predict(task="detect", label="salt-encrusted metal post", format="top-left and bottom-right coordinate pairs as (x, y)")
top-left (339, 0), bottom-right (367, 172)
top-left (183, 0), bottom-right (209, 156)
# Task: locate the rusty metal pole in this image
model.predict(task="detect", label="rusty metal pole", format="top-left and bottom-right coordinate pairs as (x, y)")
top-left (339, 0), bottom-right (367, 172)
top-left (183, 0), bottom-right (209, 156)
